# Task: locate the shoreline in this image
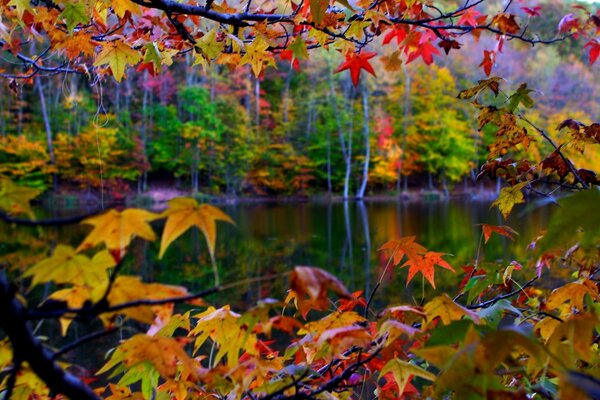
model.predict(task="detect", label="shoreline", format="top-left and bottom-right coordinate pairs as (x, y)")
top-left (38, 187), bottom-right (502, 209)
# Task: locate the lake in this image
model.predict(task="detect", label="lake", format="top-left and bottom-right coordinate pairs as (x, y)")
top-left (0, 197), bottom-right (555, 371)
top-left (1, 198), bottom-right (554, 309)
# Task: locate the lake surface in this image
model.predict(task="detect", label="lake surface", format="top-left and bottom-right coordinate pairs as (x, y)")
top-left (1, 198), bottom-right (553, 309)
top-left (0, 198), bottom-right (555, 370)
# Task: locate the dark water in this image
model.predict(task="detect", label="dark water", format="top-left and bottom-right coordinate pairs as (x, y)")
top-left (1, 198), bottom-right (553, 306)
top-left (0, 198), bottom-right (553, 369)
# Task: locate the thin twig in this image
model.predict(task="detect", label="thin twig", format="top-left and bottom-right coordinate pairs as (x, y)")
top-left (466, 276), bottom-right (538, 309)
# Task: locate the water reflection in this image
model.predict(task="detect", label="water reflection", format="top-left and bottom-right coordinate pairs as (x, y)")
top-left (0, 199), bottom-right (553, 310)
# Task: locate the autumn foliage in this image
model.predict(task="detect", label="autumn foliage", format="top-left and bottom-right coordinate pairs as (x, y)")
top-left (0, 0), bottom-right (599, 399)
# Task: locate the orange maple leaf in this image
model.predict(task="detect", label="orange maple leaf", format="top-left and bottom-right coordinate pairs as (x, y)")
top-left (402, 251), bottom-right (454, 289)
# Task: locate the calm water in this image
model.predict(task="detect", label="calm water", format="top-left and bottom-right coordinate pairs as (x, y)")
top-left (1, 198), bottom-right (553, 307)
top-left (0, 198), bottom-right (554, 369)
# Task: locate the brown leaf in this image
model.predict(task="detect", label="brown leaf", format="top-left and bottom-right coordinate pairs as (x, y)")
top-left (479, 224), bottom-right (518, 243)
top-left (541, 148), bottom-right (570, 180)
top-left (491, 13), bottom-right (520, 34)
top-left (288, 266), bottom-right (352, 318)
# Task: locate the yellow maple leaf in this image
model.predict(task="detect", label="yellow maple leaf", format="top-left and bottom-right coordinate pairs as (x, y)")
top-left (158, 197), bottom-right (234, 260)
top-left (0, 178), bottom-right (41, 217)
top-left (23, 245), bottom-right (115, 289)
top-left (196, 27), bottom-right (224, 61)
top-left (491, 182), bottom-right (527, 220)
top-left (190, 305), bottom-right (258, 368)
top-left (424, 294), bottom-right (481, 327)
top-left (240, 36), bottom-right (276, 77)
top-left (103, 275), bottom-right (191, 326)
top-left (8, 0), bottom-right (34, 19)
top-left (111, 0), bottom-right (141, 18)
top-left (94, 41), bottom-right (142, 81)
top-left (47, 285), bottom-right (93, 334)
top-left (380, 359), bottom-right (435, 396)
top-left (77, 208), bottom-right (160, 253)
top-left (546, 280), bottom-right (599, 311)
top-left (97, 334), bottom-right (199, 380)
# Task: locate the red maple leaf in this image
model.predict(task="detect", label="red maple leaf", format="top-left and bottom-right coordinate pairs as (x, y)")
top-left (521, 6), bottom-right (542, 17)
top-left (479, 50), bottom-right (495, 76)
top-left (584, 39), bottom-right (600, 65)
top-left (335, 52), bottom-right (377, 86)
top-left (558, 13), bottom-right (580, 34)
top-left (458, 8), bottom-right (484, 28)
top-left (383, 26), bottom-right (407, 45)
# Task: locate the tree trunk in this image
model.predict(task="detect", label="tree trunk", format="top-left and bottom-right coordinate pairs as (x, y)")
top-left (357, 85), bottom-right (370, 199)
top-left (36, 77), bottom-right (57, 192)
top-left (328, 70), bottom-right (353, 199)
top-left (397, 64), bottom-right (411, 195)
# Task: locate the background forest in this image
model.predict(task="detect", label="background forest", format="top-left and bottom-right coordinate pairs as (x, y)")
top-left (2, 0), bottom-right (597, 200)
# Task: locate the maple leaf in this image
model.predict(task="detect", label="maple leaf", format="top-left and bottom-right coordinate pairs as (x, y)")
top-left (438, 39), bottom-right (461, 55)
top-left (491, 13), bottom-right (520, 34)
top-left (60, 1), bottom-right (88, 32)
top-left (402, 251), bottom-right (454, 288)
top-left (46, 285), bottom-right (93, 334)
top-left (378, 236), bottom-right (426, 266)
top-left (541, 148), bottom-right (570, 180)
top-left (158, 197), bottom-right (234, 260)
top-left (382, 26), bottom-right (407, 46)
top-left (546, 280), bottom-right (599, 311)
top-left (490, 182), bottom-right (527, 220)
top-left (0, 178), bottom-right (40, 216)
top-left (309, 0), bottom-right (329, 25)
top-left (521, 6), bottom-right (542, 17)
top-left (316, 325), bottom-right (372, 355)
top-left (335, 52), bottom-right (377, 87)
top-left (457, 76), bottom-right (503, 99)
top-left (381, 50), bottom-right (403, 71)
top-left (406, 40), bottom-right (440, 65)
top-left (424, 294), bottom-right (481, 326)
top-left (584, 39), bottom-right (600, 65)
top-left (548, 314), bottom-right (597, 362)
top-left (101, 275), bottom-right (193, 326)
top-left (287, 266), bottom-right (352, 318)
top-left (479, 50), bottom-right (495, 76)
top-left (97, 334), bottom-right (199, 380)
top-left (94, 41), bottom-right (142, 82)
top-left (7, 0), bottom-right (33, 19)
top-left (558, 13), bottom-right (580, 34)
top-left (112, 0), bottom-right (141, 18)
top-left (23, 245), bottom-right (114, 292)
top-left (380, 359), bottom-right (435, 396)
top-left (458, 9), bottom-right (484, 28)
top-left (189, 305), bottom-right (258, 368)
top-left (478, 224), bottom-right (518, 243)
top-left (55, 31), bottom-right (97, 58)
top-left (196, 28), bottom-right (224, 61)
top-left (77, 208), bottom-right (160, 254)
top-left (240, 36), bottom-right (275, 77)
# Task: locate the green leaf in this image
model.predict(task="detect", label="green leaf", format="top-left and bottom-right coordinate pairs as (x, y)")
top-left (427, 320), bottom-right (473, 346)
top-left (507, 83), bottom-right (534, 111)
top-left (60, 1), bottom-right (88, 32)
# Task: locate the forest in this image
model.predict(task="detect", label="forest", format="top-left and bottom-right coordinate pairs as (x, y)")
top-left (0, 0), bottom-right (599, 399)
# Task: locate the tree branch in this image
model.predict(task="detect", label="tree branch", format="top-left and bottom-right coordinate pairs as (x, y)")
top-left (466, 276), bottom-right (538, 309)
top-left (0, 272), bottom-right (99, 400)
